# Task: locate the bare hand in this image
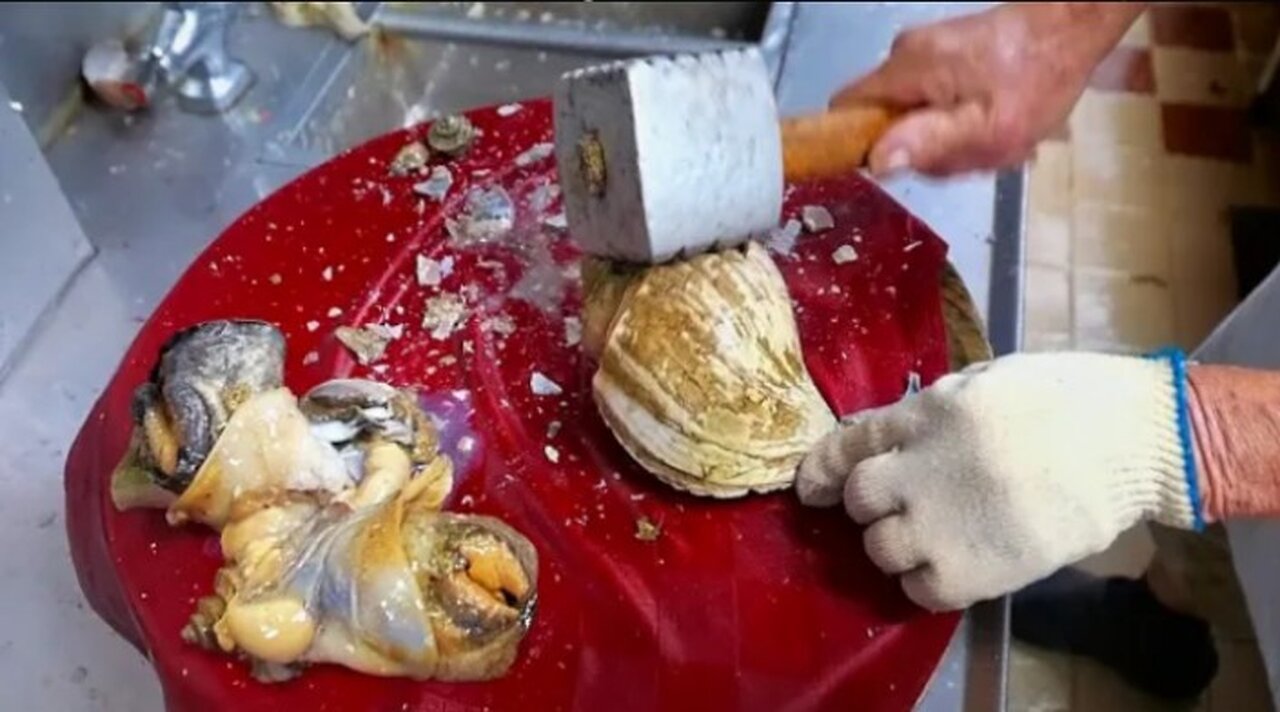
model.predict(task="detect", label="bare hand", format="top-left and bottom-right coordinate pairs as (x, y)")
top-left (833, 3), bottom-right (1144, 177)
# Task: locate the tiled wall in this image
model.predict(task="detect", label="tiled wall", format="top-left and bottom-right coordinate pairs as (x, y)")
top-left (1015, 4), bottom-right (1279, 711)
top-left (1023, 3), bottom-right (1280, 357)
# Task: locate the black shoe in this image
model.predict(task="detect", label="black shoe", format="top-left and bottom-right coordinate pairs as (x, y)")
top-left (1012, 567), bottom-right (1218, 701)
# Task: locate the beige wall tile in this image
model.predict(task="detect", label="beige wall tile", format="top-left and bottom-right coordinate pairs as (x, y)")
top-left (1069, 91), bottom-right (1162, 152)
top-left (1073, 144), bottom-right (1160, 209)
top-left (1120, 12), bottom-right (1151, 47)
top-left (1074, 270), bottom-right (1175, 352)
top-left (1153, 47), bottom-right (1252, 107)
top-left (1162, 200), bottom-right (1238, 349)
top-left (1159, 154), bottom-right (1274, 216)
top-left (1030, 142), bottom-right (1073, 213)
top-left (1073, 202), bottom-right (1171, 278)
top-left (1028, 204), bottom-right (1071, 267)
top-left (1163, 201), bottom-right (1237, 292)
top-left (1026, 265), bottom-right (1071, 334)
top-left (1173, 279), bottom-right (1240, 350)
top-left (1008, 641), bottom-right (1073, 712)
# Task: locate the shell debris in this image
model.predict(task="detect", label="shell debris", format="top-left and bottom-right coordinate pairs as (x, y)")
top-left (544, 445), bottom-right (560, 463)
top-left (801, 205), bottom-right (834, 233)
top-left (496, 103), bottom-right (523, 117)
top-left (634, 517), bottom-right (661, 542)
top-left (421, 294), bottom-right (466, 340)
top-left (365, 323), bottom-right (404, 340)
top-left (449, 186), bottom-right (514, 244)
top-left (515, 142), bottom-right (554, 167)
top-left (563, 316), bottom-right (582, 347)
top-left (481, 313), bottom-right (516, 337)
top-left (832, 245), bottom-right (859, 264)
top-left (427, 115), bottom-right (476, 157)
top-left (530, 371), bottom-right (562, 396)
top-left (529, 182), bottom-right (561, 212)
top-left (412, 166), bottom-right (453, 201)
top-left (388, 141), bottom-right (429, 176)
top-left (334, 325), bottom-right (391, 365)
top-left (415, 255), bottom-right (455, 287)
top-left (768, 219), bottom-right (802, 254)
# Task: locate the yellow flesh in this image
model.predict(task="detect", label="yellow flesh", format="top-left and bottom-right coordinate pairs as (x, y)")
top-left (141, 406), bottom-right (180, 476)
top-left (220, 595), bottom-right (317, 663)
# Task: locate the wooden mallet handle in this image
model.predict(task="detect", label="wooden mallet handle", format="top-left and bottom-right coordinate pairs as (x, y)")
top-left (780, 105), bottom-right (899, 182)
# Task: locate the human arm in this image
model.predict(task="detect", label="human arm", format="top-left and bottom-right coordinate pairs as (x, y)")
top-left (832, 2), bottom-right (1146, 177)
top-left (1190, 364), bottom-right (1280, 521)
top-left (795, 352), bottom-right (1280, 611)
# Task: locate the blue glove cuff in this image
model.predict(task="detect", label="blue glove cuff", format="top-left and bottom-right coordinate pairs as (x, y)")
top-left (1146, 347), bottom-right (1205, 532)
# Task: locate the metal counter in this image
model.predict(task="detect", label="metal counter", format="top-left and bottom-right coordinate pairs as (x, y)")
top-left (0, 2), bottom-right (1019, 709)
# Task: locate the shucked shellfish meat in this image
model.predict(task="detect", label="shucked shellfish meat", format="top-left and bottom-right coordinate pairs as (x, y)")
top-left (176, 383), bottom-right (537, 682)
top-left (585, 242), bottom-right (837, 498)
top-left (111, 319), bottom-right (539, 684)
top-left (209, 474), bottom-right (538, 683)
top-left (112, 320), bottom-right (285, 509)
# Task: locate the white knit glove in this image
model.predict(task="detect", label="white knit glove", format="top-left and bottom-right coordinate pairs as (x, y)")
top-left (796, 352), bottom-right (1201, 611)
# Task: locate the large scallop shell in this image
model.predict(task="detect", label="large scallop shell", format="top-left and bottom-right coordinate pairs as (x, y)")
top-left (587, 241), bottom-right (837, 497)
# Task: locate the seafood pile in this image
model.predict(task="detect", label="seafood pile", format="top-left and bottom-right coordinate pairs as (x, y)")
top-left (583, 242), bottom-right (837, 498)
top-left (111, 320), bottom-right (538, 683)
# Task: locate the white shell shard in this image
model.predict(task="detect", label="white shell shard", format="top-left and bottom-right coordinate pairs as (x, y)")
top-left (416, 254), bottom-right (455, 287)
top-left (422, 294), bottom-right (467, 340)
top-left (412, 166), bottom-right (453, 201)
top-left (801, 205), bottom-right (834, 233)
top-left (450, 186), bottom-right (514, 245)
top-left (588, 242), bottom-right (836, 497)
top-left (768, 219), bottom-right (802, 255)
top-left (514, 142), bottom-right (554, 167)
top-left (334, 325), bottom-right (391, 365)
top-left (563, 316), bottom-right (582, 347)
top-left (832, 245), bottom-right (858, 264)
top-left (530, 371), bottom-right (562, 396)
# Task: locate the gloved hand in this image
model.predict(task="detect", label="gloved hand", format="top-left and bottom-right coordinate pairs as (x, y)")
top-left (796, 352), bottom-right (1200, 611)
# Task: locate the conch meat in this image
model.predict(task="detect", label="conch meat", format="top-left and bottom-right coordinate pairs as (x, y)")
top-left (113, 320), bottom-right (286, 509)
top-left (584, 241), bottom-right (837, 497)
top-left (111, 319), bottom-right (539, 684)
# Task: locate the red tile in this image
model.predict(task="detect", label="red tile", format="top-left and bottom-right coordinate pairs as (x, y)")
top-left (1161, 103), bottom-right (1253, 163)
top-left (1151, 4), bottom-right (1235, 52)
top-left (1089, 47), bottom-right (1155, 94)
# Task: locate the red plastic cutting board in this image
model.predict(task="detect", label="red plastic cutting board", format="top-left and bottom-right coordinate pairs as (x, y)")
top-left (65, 99), bottom-right (960, 711)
